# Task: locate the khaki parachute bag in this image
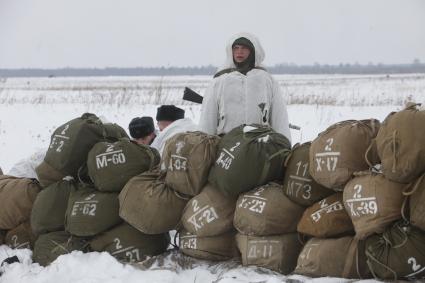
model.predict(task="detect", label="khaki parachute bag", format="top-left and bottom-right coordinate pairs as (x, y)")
top-left (179, 229), bottom-right (239, 261)
top-left (295, 236), bottom-right (371, 279)
top-left (36, 113), bottom-right (128, 187)
top-left (31, 179), bottom-right (75, 235)
top-left (406, 173), bottom-right (425, 231)
top-left (0, 175), bottom-right (40, 230)
top-left (309, 119), bottom-right (380, 191)
top-left (162, 131), bottom-right (220, 196)
top-left (236, 233), bottom-right (303, 274)
top-left (375, 103), bottom-right (425, 183)
top-left (365, 221), bottom-right (425, 280)
top-left (119, 170), bottom-right (190, 234)
top-left (90, 223), bottom-right (170, 263)
top-left (33, 231), bottom-right (90, 266)
top-left (208, 124), bottom-right (291, 196)
top-left (234, 182), bottom-right (304, 236)
top-left (297, 193), bottom-right (354, 238)
top-left (5, 222), bottom-right (36, 250)
top-left (87, 139), bottom-right (160, 192)
top-left (65, 185), bottom-right (121, 237)
top-left (181, 183), bottom-right (236, 237)
top-left (343, 171), bottom-right (404, 239)
top-left (283, 142), bottom-right (333, 206)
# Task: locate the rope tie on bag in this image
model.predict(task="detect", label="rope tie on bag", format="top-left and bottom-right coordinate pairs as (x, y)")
top-left (366, 249), bottom-right (398, 281)
top-left (401, 173), bottom-right (425, 221)
top-left (392, 130), bottom-right (398, 173)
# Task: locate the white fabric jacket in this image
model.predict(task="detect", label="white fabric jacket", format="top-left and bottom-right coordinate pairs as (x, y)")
top-left (151, 118), bottom-right (198, 156)
top-left (199, 32), bottom-right (291, 143)
top-left (8, 148), bottom-right (45, 179)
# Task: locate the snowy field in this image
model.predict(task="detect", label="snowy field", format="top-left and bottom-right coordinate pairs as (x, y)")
top-left (0, 73), bottom-right (424, 282)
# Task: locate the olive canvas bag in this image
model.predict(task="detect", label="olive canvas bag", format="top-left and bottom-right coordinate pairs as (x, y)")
top-left (365, 221), bottom-right (425, 281)
top-left (375, 103), bottom-right (425, 183)
top-left (65, 185), bottom-right (121, 237)
top-left (5, 222), bottom-right (36, 250)
top-left (33, 231), bottom-right (89, 266)
top-left (87, 139), bottom-right (160, 192)
top-left (0, 175), bottom-right (40, 230)
top-left (236, 233), bottom-right (303, 274)
top-left (343, 171), bottom-right (404, 239)
top-left (181, 183), bottom-right (236, 237)
top-left (31, 179), bottom-right (75, 235)
top-left (162, 131), bottom-right (220, 196)
top-left (309, 119), bottom-right (380, 191)
top-left (295, 236), bottom-right (371, 279)
top-left (297, 193), bottom-right (354, 238)
top-left (36, 113), bottom-right (127, 186)
top-left (208, 124), bottom-right (291, 196)
top-left (179, 229), bottom-right (239, 261)
top-left (283, 142), bottom-right (333, 206)
top-left (119, 170), bottom-right (190, 234)
top-left (406, 173), bottom-right (425, 231)
top-left (90, 223), bottom-right (169, 263)
top-left (234, 182), bottom-right (304, 236)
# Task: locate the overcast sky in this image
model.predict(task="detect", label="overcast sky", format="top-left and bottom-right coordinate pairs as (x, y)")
top-left (1, 0), bottom-right (424, 68)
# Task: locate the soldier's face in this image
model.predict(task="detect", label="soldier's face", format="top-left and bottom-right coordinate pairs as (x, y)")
top-left (232, 45), bottom-right (251, 63)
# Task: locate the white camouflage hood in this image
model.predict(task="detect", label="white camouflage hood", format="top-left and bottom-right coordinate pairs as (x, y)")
top-left (220, 32), bottom-right (266, 71)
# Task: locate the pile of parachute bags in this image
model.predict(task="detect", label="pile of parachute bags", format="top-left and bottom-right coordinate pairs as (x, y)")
top-left (293, 103), bottom-right (425, 281)
top-left (10, 113), bottom-right (168, 266)
top-left (2, 102), bottom-right (425, 281)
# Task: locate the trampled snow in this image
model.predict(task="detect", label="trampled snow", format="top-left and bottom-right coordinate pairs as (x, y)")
top-left (1, 73), bottom-right (422, 282)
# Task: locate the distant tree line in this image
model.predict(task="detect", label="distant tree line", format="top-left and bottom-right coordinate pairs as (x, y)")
top-left (1, 62), bottom-right (424, 77)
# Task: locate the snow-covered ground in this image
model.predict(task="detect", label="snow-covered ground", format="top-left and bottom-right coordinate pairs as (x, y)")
top-left (0, 73), bottom-right (423, 282)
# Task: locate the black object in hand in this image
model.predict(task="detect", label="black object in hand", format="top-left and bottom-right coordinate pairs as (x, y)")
top-left (183, 87), bottom-right (203, 104)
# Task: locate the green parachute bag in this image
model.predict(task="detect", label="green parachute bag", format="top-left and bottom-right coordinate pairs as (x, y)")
top-left (309, 119), bottom-right (380, 191)
top-left (343, 171), bottom-right (404, 239)
top-left (36, 113), bottom-right (128, 187)
top-left (181, 183), bottom-right (237, 237)
top-left (31, 179), bottom-right (75, 235)
top-left (234, 182), bottom-right (304, 236)
top-left (5, 222), bottom-right (36, 250)
top-left (365, 221), bottom-right (425, 281)
top-left (0, 175), bottom-right (40, 230)
top-left (90, 223), bottom-right (170, 263)
top-left (65, 185), bottom-right (121, 237)
top-left (297, 192), bottom-right (354, 238)
top-left (407, 173), bottom-right (425, 231)
top-left (236, 233), bottom-right (303, 275)
top-left (119, 170), bottom-right (190, 234)
top-left (179, 229), bottom-right (239, 261)
top-left (33, 231), bottom-right (90, 266)
top-left (87, 139), bottom-right (160, 192)
top-left (375, 103), bottom-right (425, 183)
top-left (283, 142), bottom-right (333, 206)
top-left (295, 236), bottom-right (371, 279)
top-left (162, 131), bottom-right (220, 196)
top-left (208, 124), bottom-right (291, 196)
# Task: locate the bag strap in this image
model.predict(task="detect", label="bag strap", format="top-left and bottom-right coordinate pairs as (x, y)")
top-left (364, 139), bottom-right (376, 169)
top-left (342, 238), bottom-right (360, 279)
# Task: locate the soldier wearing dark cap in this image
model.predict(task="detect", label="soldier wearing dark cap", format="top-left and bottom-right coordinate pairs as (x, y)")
top-left (151, 105), bottom-right (197, 155)
top-left (128, 116), bottom-right (156, 145)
